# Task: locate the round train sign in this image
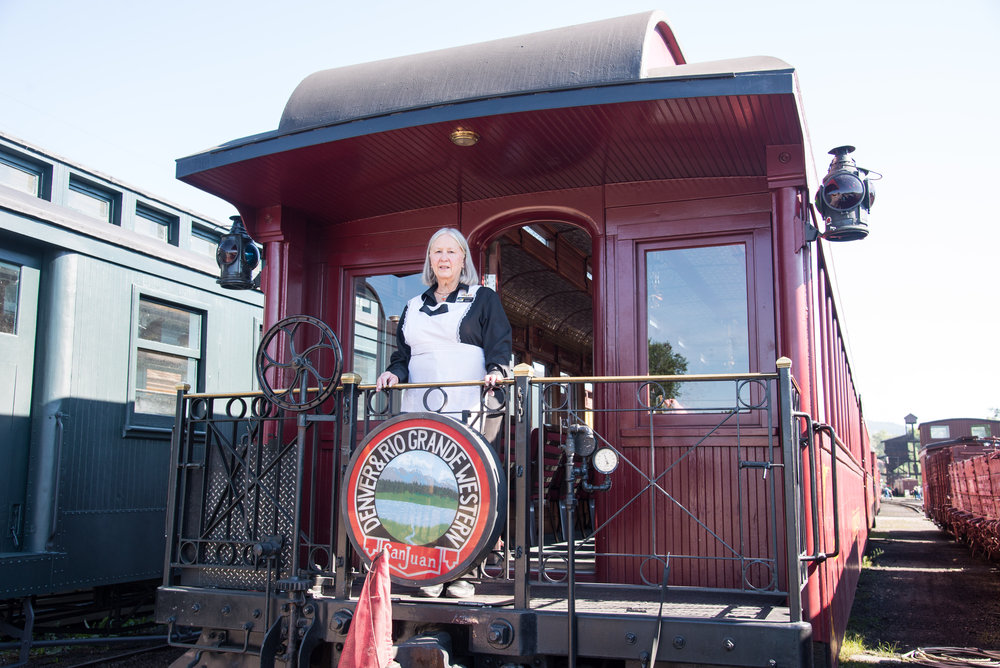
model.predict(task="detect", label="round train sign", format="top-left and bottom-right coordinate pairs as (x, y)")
top-left (342, 413), bottom-right (506, 586)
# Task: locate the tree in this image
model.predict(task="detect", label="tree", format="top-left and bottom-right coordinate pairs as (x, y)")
top-left (869, 430), bottom-right (890, 458)
top-left (647, 339), bottom-right (688, 408)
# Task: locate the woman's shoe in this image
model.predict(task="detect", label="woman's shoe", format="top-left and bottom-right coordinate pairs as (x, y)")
top-left (444, 580), bottom-right (475, 598)
top-left (416, 582), bottom-right (445, 598)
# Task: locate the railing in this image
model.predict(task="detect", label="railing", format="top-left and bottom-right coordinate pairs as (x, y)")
top-left (162, 388), bottom-right (352, 591)
top-left (162, 362), bottom-right (805, 618)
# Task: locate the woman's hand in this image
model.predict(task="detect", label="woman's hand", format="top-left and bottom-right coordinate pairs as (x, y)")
top-left (375, 371), bottom-right (399, 391)
top-left (483, 371), bottom-right (503, 390)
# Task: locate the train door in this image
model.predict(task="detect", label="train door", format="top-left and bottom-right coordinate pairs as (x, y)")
top-left (600, 205), bottom-right (778, 587)
top-left (343, 223), bottom-right (594, 549)
top-left (0, 247), bottom-right (40, 554)
top-left (482, 222), bottom-right (595, 539)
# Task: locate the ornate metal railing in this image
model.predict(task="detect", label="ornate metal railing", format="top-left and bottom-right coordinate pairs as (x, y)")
top-left (518, 372), bottom-right (784, 591)
top-left (163, 362), bottom-right (803, 615)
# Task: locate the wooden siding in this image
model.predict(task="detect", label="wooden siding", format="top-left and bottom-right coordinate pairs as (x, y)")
top-left (596, 437), bottom-right (786, 590)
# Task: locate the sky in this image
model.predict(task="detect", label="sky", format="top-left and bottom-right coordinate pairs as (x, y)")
top-left (2, 0), bottom-right (998, 431)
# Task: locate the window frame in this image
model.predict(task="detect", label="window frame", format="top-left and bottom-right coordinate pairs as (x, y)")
top-left (135, 202), bottom-right (179, 245)
top-left (0, 148), bottom-right (51, 199)
top-left (191, 224), bottom-right (221, 258)
top-left (632, 223), bottom-right (774, 427)
top-left (348, 267), bottom-right (426, 384)
top-left (125, 289), bottom-right (206, 435)
top-left (929, 425), bottom-right (950, 440)
top-left (67, 174), bottom-right (121, 225)
top-left (0, 259), bottom-right (21, 336)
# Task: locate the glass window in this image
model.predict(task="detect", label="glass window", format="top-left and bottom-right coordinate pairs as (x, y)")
top-left (135, 204), bottom-right (177, 244)
top-left (646, 243), bottom-right (749, 410)
top-left (134, 297), bottom-right (202, 417)
top-left (352, 273), bottom-right (425, 384)
top-left (929, 425), bottom-right (950, 439)
top-left (0, 260), bottom-right (20, 334)
top-left (191, 225), bottom-right (220, 257)
top-left (0, 153), bottom-right (44, 197)
top-left (136, 349), bottom-right (198, 414)
top-left (139, 299), bottom-right (200, 347)
top-left (68, 176), bottom-right (118, 224)
top-left (971, 425), bottom-right (989, 438)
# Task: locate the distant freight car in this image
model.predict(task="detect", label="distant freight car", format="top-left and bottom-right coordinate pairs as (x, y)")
top-left (921, 435), bottom-right (1000, 558)
top-left (153, 11), bottom-right (879, 668)
top-left (0, 132), bottom-right (263, 651)
top-left (920, 418), bottom-right (1000, 447)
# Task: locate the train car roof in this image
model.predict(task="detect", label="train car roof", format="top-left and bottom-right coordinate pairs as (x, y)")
top-left (278, 11), bottom-right (686, 133)
top-left (922, 436), bottom-right (1000, 453)
top-left (176, 11), bottom-right (806, 225)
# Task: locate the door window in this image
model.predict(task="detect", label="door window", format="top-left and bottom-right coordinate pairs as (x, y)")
top-left (645, 243), bottom-right (749, 410)
top-left (352, 273), bottom-right (425, 384)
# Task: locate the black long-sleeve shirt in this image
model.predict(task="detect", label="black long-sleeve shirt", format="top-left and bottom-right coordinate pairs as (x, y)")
top-left (386, 283), bottom-right (511, 383)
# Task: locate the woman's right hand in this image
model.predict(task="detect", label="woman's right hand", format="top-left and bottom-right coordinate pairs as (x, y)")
top-left (375, 371), bottom-right (399, 391)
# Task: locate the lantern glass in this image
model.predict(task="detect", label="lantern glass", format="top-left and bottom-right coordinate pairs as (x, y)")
top-left (216, 236), bottom-right (240, 267)
top-left (822, 173), bottom-right (865, 211)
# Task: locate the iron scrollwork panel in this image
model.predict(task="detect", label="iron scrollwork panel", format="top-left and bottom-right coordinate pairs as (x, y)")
top-left (172, 395), bottom-right (301, 589)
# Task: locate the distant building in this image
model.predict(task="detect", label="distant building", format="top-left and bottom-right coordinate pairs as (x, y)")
top-left (883, 417), bottom-right (1000, 493)
top-left (883, 432), bottom-right (920, 490)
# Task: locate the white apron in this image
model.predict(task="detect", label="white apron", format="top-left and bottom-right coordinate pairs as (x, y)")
top-left (400, 285), bottom-right (486, 416)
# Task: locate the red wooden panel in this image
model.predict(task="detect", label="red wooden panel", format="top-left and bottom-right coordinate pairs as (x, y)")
top-left (595, 434), bottom-right (783, 589)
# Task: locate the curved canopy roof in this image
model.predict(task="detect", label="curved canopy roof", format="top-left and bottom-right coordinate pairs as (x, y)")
top-left (278, 11), bottom-right (683, 133)
top-left (176, 12), bottom-right (805, 225)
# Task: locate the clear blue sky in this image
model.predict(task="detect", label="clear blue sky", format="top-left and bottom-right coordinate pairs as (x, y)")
top-left (2, 0), bottom-right (998, 429)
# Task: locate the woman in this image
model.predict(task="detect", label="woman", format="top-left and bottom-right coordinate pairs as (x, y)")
top-left (375, 227), bottom-right (511, 416)
top-left (374, 227), bottom-right (511, 598)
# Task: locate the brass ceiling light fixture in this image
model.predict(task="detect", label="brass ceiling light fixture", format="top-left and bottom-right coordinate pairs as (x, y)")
top-left (449, 129), bottom-right (480, 147)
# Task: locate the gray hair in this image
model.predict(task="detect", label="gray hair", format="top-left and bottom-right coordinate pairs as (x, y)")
top-left (421, 227), bottom-right (479, 286)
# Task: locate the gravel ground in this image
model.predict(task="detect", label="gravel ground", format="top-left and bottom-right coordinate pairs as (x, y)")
top-left (1, 641), bottom-right (185, 667)
top-left (843, 498), bottom-right (1000, 663)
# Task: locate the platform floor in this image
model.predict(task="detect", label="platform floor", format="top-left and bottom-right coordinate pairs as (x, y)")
top-left (375, 579), bottom-right (791, 622)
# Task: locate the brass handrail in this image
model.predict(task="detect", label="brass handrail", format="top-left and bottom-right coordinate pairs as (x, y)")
top-left (180, 370), bottom-right (780, 400)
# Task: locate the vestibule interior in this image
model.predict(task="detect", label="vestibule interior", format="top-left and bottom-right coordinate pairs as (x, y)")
top-left (484, 222), bottom-right (593, 381)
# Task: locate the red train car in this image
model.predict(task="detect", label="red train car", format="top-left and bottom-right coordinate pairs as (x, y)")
top-left (920, 418), bottom-right (1000, 448)
top-left (921, 437), bottom-right (1000, 558)
top-left (155, 12), bottom-right (878, 667)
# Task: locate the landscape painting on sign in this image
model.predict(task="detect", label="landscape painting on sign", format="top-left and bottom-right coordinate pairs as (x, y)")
top-left (374, 450), bottom-right (460, 545)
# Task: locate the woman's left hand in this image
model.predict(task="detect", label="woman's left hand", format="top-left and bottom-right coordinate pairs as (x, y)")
top-left (483, 371), bottom-right (503, 390)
